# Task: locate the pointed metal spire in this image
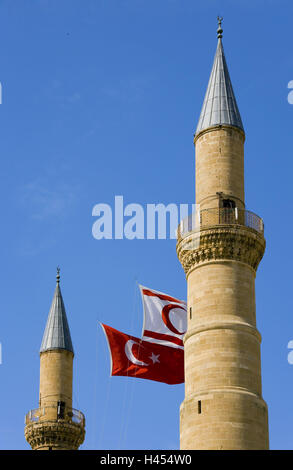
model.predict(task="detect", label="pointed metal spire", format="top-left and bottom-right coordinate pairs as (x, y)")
top-left (195, 17), bottom-right (244, 136)
top-left (40, 268), bottom-right (74, 354)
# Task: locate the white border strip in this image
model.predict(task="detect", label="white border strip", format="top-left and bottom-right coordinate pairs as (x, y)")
top-left (99, 322), bottom-right (113, 377)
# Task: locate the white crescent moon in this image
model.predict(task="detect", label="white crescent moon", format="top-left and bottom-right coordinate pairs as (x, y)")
top-left (125, 340), bottom-right (149, 366)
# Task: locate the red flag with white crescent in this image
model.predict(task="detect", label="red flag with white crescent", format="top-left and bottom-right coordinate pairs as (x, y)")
top-left (139, 285), bottom-right (187, 349)
top-left (101, 324), bottom-right (184, 385)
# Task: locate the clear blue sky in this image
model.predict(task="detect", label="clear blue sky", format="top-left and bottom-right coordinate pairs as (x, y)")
top-left (0, 0), bottom-right (292, 450)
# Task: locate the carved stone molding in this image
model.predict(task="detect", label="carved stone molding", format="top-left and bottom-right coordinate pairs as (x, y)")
top-left (177, 225), bottom-right (265, 276)
top-left (24, 420), bottom-right (85, 450)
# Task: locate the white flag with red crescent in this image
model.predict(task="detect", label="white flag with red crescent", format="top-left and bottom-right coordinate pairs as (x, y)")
top-left (139, 285), bottom-right (187, 349)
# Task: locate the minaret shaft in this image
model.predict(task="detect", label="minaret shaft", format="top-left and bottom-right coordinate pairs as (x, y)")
top-left (177, 22), bottom-right (269, 450)
top-left (39, 350), bottom-right (73, 409)
top-left (196, 127), bottom-right (245, 210)
top-left (180, 259), bottom-right (268, 449)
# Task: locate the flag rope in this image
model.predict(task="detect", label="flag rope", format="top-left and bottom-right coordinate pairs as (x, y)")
top-left (91, 320), bottom-right (99, 449)
top-left (120, 280), bottom-right (143, 448)
top-left (118, 278), bottom-right (139, 449)
top-left (97, 322), bottom-right (113, 449)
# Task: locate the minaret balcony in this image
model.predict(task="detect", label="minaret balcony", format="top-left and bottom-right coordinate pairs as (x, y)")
top-left (24, 403), bottom-right (86, 449)
top-left (176, 208), bottom-right (265, 274)
top-left (25, 404), bottom-right (85, 428)
top-left (177, 207), bottom-right (264, 241)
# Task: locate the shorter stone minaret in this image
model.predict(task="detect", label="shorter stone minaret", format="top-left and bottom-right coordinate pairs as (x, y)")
top-left (25, 269), bottom-right (85, 450)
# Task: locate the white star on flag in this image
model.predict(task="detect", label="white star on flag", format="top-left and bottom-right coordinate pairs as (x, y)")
top-left (149, 352), bottom-right (160, 364)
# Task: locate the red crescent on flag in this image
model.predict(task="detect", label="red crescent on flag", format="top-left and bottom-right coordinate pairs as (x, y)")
top-left (161, 304), bottom-right (186, 335)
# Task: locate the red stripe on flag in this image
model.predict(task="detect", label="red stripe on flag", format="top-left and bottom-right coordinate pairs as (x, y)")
top-left (142, 288), bottom-right (185, 305)
top-left (143, 329), bottom-right (184, 347)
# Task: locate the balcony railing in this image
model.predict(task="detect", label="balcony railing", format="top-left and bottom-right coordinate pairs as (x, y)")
top-left (25, 404), bottom-right (85, 428)
top-left (177, 208), bottom-right (264, 240)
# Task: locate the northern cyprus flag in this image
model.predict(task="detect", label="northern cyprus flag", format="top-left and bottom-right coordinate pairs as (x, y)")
top-left (139, 285), bottom-right (187, 349)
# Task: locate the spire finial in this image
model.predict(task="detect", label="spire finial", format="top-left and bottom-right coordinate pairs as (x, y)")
top-left (217, 16), bottom-right (223, 39)
top-left (56, 266), bottom-right (60, 284)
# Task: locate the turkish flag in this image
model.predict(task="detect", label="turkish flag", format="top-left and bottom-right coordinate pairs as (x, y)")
top-left (101, 324), bottom-right (184, 385)
top-left (139, 285), bottom-right (187, 349)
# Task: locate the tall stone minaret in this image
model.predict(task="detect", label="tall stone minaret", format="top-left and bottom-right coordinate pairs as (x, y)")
top-left (177, 18), bottom-right (269, 450)
top-left (25, 269), bottom-right (85, 450)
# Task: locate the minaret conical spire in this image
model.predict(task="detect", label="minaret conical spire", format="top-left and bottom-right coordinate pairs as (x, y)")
top-left (40, 268), bottom-right (74, 354)
top-left (195, 17), bottom-right (244, 136)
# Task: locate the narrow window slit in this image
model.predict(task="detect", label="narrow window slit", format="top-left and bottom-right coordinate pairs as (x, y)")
top-left (198, 400), bottom-right (202, 414)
